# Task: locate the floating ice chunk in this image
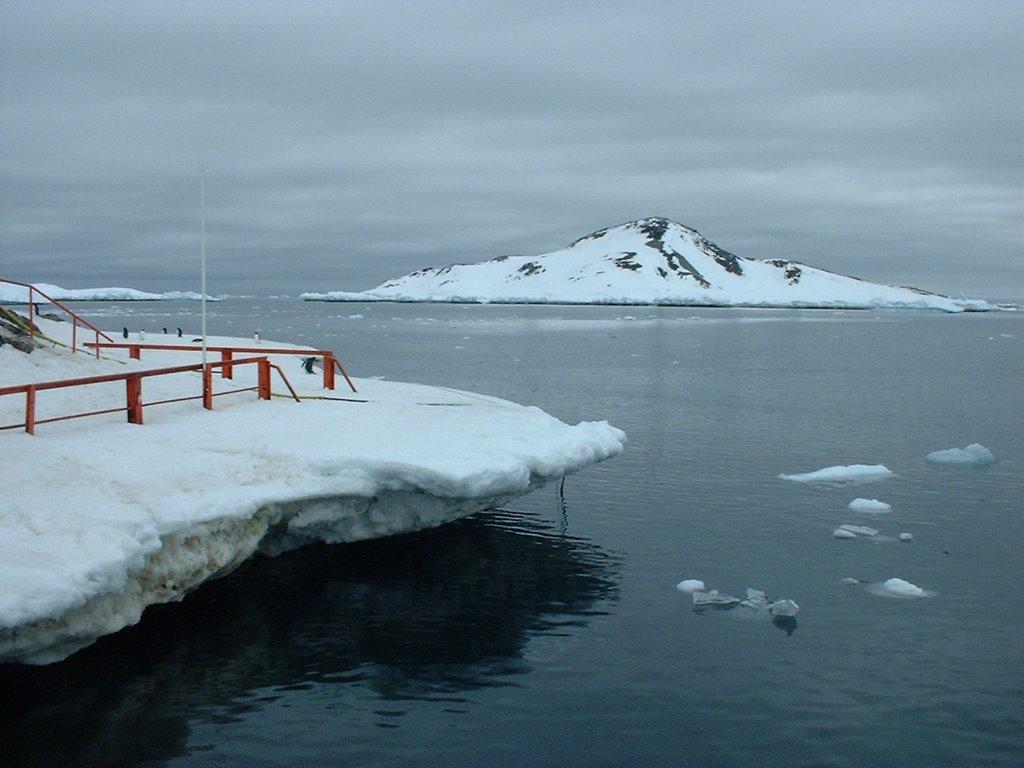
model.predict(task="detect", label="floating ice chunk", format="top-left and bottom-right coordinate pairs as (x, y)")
top-left (898, 533), bottom-right (914, 542)
top-left (925, 444), bottom-right (997, 466)
top-left (779, 464), bottom-right (893, 484)
top-left (768, 599), bottom-right (800, 617)
top-left (868, 578), bottom-right (933, 599)
top-left (841, 577), bottom-right (861, 585)
top-left (675, 579), bottom-right (705, 593)
top-left (741, 588), bottom-right (769, 609)
top-left (848, 498), bottom-right (891, 514)
top-left (692, 589), bottom-right (741, 607)
top-left (833, 528), bottom-right (857, 539)
top-left (839, 524), bottom-right (879, 537)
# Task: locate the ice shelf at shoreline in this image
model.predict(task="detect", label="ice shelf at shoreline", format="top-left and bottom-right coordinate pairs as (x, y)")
top-left (0, 317), bottom-right (625, 664)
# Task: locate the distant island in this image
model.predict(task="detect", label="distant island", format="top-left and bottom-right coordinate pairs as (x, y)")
top-left (0, 282), bottom-right (216, 303)
top-left (303, 217), bottom-right (990, 312)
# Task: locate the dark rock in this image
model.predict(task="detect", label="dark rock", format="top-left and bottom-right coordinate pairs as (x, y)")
top-left (513, 261), bottom-right (545, 279)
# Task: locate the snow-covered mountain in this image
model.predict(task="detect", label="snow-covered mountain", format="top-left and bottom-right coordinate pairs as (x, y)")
top-left (303, 217), bottom-right (989, 312)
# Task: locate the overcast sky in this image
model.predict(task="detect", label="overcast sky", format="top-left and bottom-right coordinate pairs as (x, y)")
top-left (1, 1), bottom-right (1021, 297)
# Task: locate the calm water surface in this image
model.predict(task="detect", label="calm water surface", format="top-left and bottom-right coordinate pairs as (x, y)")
top-left (4, 300), bottom-right (1022, 767)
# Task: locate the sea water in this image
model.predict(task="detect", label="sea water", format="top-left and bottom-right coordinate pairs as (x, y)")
top-left (3, 300), bottom-right (1022, 767)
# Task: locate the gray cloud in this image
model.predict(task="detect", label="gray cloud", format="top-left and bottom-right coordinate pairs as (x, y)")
top-left (1, 0), bottom-right (1021, 297)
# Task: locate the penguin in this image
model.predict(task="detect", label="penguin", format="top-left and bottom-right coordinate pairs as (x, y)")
top-left (301, 356), bottom-right (318, 374)
top-left (139, 329), bottom-right (145, 341)
top-left (162, 327), bottom-right (168, 335)
top-left (122, 327), bottom-right (129, 339)
top-left (254, 330), bottom-right (261, 343)
top-left (177, 327), bottom-right (183, 338)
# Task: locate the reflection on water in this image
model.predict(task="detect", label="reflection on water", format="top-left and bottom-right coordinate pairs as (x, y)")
top-left (0, 510), bottom-right (618, 768)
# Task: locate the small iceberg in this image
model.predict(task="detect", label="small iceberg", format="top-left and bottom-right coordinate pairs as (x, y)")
top-left (898, 533), bottom-right (914, 542)
top-left (779, 464), bottom-right (893, 484)
top-left (833, 528), bottom-right (857, 539)
top-left (675, 579), bottom-right (705, 593)
top-left (867, 578), bottom-right (934, 599)
top-left (925, 443), bottom-right (997, 466)
top-left (848, 498), bottom-right (891, 514)
top-left (838, 524), bottom-right (879, 537)
top-left (841, 577), bottom-right (861, 585)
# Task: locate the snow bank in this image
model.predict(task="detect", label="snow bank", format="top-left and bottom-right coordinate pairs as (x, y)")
top-left (848, 498), bottom-right (891, 513)
top-left (867, 578), bottom-right (933, 599)
top-left (779, 464), bottom-right (894, 484)
top-left (0, 282), bottom-right (217, 303)
top-left (0, 318), bottom-right (624, 664)
top-left (303, 217), bottom-right (991, 312)
top-left (925, 443), bottom-right (997, 466)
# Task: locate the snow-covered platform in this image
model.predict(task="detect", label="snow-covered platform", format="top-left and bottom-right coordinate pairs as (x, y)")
top-left (0, 317), bottom-right (624, 664)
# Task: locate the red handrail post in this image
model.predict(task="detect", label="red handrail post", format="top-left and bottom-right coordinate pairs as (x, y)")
top-left (202, 364), bottom-right (213, 410)
top-left (257, 358), bottom-right (271, 400)
top-left (336, 358), bottom-right (357, 393)
top-left (323, 352), bottom-right (336, 390)
top-left (221, 349), bottom-right (233, 380)
top-left (126, 374), bottom-right (143, 424)
top-left (25, 385), bottom-right (36, 435)
top-left (129, 345), bottom-right (141, 360)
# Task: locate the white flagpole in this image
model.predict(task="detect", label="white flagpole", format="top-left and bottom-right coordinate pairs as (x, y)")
top-left (200, 166), bottom-right (207, 366)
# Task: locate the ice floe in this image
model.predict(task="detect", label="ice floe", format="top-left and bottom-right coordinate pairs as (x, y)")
top-left (898, 533), bottom-right (914, 542)
top-left (838, 524), bottom-right (879, 537)
top-left (779, 464), bottom-right (893, 484)
top-left (833, 528), bottom-right (857, 539)
top-left (675, 579), bottom-right (705, 593)
top-left (688, 585), bottom-right (800, 622)
top-left (740, 588), bottom-right (768, 610)
top-left (848, 498), bottom-right (891, 513)
top-left (692, 589), bottom-right (741, 608)
top-left (925, 443), bottom-right (997, 466)
top-left (867, 578), bottom-right (933, 599)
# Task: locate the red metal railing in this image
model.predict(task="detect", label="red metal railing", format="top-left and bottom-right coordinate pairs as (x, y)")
top-left (0, 357), bottom-right (301, 435)
top-left (0, 278), bottom-right (114, 357)
top-left (85, 342), bottom-right (358, 393)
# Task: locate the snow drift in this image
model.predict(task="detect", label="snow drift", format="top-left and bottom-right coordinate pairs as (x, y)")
top-left (303, 217), bottom-right (991, 312)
